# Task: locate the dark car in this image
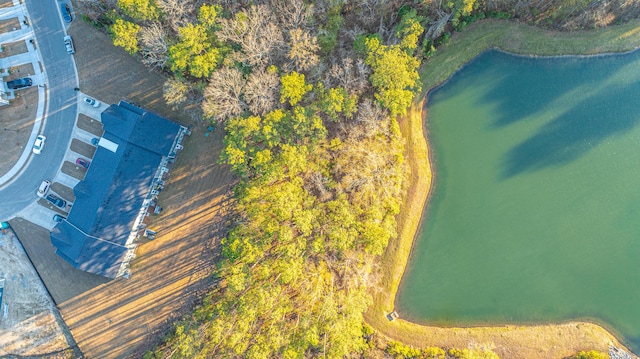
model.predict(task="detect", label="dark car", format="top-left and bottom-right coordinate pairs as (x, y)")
top-left (6, 77), bottom-right (32, 90)
top-left (60, 3), bottom-right (72, 23)
top-left (53, 214), bottom-right (66, 223)
top-left (46, 194), bottom-right (67, 209)
top-left (76, 157), bottom-right (90, 168)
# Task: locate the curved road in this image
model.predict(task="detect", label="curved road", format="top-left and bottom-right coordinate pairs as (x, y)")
top-left (0, 0), bottom-right (77, 220)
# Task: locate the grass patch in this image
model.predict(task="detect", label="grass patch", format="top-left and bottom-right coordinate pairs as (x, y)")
top-left (0, 40), bottom-right (27, 58)
top-left (368, 18), bottom-right (640, 358)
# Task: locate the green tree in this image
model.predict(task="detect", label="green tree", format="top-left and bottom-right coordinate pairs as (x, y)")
top-left (317, 84), bottom-right (358, 122)
top-left (568, 351), bottom-right (609, 359)
top-left (395, 8), bottom-right (425, 52)
top-left (363, 36), bottom-right (421, 117)
top-left (117, 0), bottom-right (159, 21)
top-left (449, 348), bottom-right (500, 359)
top-left (280, 72), bottom-right (312, 106)
top-left (110, 18), bottom-right (140, 54)
top-left (168, 4), bottom-right (223, 77)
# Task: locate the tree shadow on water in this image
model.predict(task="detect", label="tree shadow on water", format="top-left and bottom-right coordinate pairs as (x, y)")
top-left (500, 80), bottom-right (640, 180)
top-left (482, 50), bottom-right (635, 129)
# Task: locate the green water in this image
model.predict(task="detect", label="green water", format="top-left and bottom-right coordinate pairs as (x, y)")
top-left (397, 50), bottom-right (640, 351)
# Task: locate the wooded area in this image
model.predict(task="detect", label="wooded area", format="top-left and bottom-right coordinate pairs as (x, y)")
top-left (74, 0), bottom-right (635, 357)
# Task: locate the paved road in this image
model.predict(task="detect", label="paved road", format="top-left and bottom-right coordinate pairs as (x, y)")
top-left (0, 0), bottom-right (77, 220)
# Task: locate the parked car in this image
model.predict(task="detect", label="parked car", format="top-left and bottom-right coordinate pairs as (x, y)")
top-left (46, 194), bottom-right (67, 209)
top-left (91, 137), bottom-right (99, 146)
top-left (76, 157), bottom-right (90, 168)
top-left (60, 3), bottom-right (72, 23)
top-left (53, 214), bottom-right (66, 223)
top-left (32, 135), bottom-right (46, 154)
top-left (64, 35), bottom-right (74, 54)
top-left (6, 77), bottom-right (32, 90)
top-left (83, 97), bottom-right (100, 107)
top-left (37, 180), bottom-right (51, 198)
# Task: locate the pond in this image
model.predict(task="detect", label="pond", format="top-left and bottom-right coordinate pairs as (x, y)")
top-left (396, 49), bottom-right (640, 352)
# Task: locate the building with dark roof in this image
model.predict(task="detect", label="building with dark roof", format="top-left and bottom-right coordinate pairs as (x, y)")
top-left (50, 101), bottom-right (187, 278)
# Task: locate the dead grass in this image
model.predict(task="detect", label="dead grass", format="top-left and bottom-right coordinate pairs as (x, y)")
top-left (76, 114), bottom-right (103, 136)
top-left (367, 18), bottom-right (640, 358)
top-left (69, 139), bottom-right (96, 159)
top-left (0, 40), bottom-right (27, 58)
top-left (0, 17), bottom-right (19, 34)
top-left (0, 86), bottom-right (37, 177)
top-left (6, 63), bottom-right (34, 81)
top-left (60, 161), bottom-right (87, 181)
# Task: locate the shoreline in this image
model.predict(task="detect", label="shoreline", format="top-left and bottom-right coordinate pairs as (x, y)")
top-left (366, 18), bottom-right (640, 358)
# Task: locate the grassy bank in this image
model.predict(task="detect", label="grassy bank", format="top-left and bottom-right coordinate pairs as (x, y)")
top-left (367, 18), bottom-right (640, 358)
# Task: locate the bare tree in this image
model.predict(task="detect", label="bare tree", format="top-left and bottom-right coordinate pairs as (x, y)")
top-left (139, 22), bottom-right (169, 69)
top-left (217, 5), bottom-right (285, 68)
top-left (287, 28), bottom-right (320, 72)
top-left (163, 78), bottom-right (189, 108)
top-left (156, 0), bottom-right (195, 32)
top-left (352, 98), bottom-right (388, 138)
top-left (76, 0), bottom-right (114, 24)
top-left (245, 70), bottom-right (279, 116)
top-left (272, 0), bottom-right (314, 31)
top-left (325, 57), bottom-right (371, 95)
top-left (203, 67), bottom-right (247, 121)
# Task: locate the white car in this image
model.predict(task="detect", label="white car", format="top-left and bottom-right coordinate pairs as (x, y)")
top-left (64, 35), bottom-right (74, 54)
top-left (32, 135), bottom-right (46, 154)
top-left (37, 180), bottom-right (51, 197)
top-left (83, 97), bottom-right (100, 107)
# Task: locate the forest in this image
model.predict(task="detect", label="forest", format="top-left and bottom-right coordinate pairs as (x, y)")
top-left (76, 0), bottom-right (633, 357)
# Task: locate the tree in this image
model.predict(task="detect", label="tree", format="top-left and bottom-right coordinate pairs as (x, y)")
top-left (217, 5), bottom-right (285, 68)
top-left (362, 36), bottom-right (421, 117)
top-left (168, 4), bottom-right (223, 77)
top-left (117, 0), bottom-right (159, 21)
top-left (202, 67), bottom-right (246, 121)
top-left (155, 0), bottom-right (194, 32)
top-left (568, 351), bottom-right (608, 359)
top-left (245, 70), bottom-right (280, 116)
top-left (163, 78), bottom-right (189, 108)
top-left (280, 72), bottom-right (312, 106)
top-left (287, 28), bottom-right (320, 72)
top-left (138, 22), bottom-right (168, 68)
top-left (395, 8), bottom-right (425, 52)
top-left (317, 84), bottom-right (358, 122)
top-left (110, 18), bottom-right (140, 54)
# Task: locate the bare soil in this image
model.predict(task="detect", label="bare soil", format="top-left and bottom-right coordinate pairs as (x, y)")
top-left (0, 39), bottom-right (27, 58)
top-left (0, 86), bottom-right (37, 177)
top-left (0, 17), bottom-right (19, 34)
